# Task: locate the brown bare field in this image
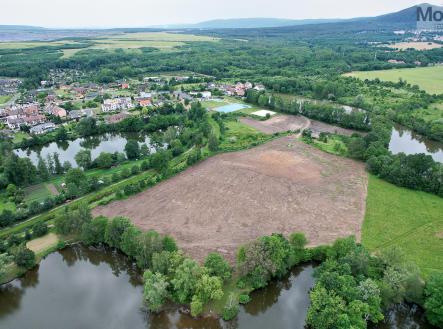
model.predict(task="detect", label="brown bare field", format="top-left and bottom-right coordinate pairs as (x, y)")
top-left (93, 137), bottom-right (368, 262)
top-left (239, 115), bottom-right (309, 134)
top-left (388, 42), bottom-right (443, 51)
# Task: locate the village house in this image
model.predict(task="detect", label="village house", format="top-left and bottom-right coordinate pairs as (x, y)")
top-left (138, 98), bottom-right (152, 107)
top-left (101, 97), bottom-right (134, 112)
top-left (173, 91), bottom-right (193, 101)
top-left (135, 92), bottom-right (153, 107)
top-left (235, 82), bottom-right (246, 96)
top-left (68, 108), bottom-right (95, 121)
top-left (30, 122), bottom-right (56, 135)
top-left (45, 104), bottom-right (67, 118)
top-left (144, 77), bottom-right (162, 83)
top-left (106, 112), bottom-right (129, 124)
top-left (190, 91), bottom-right (212, 99)
top-left (121, 83), bottom-right (130, 89)
top-left (388, 59), bottom-right (406, 64)
top-left (253, 84), bottom-right (266, 91)
top-left (174, 76), bottom-right (189, 82)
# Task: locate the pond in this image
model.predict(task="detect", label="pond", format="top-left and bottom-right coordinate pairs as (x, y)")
top-left (389, 125), bottom-right (443, 163)
top-left (0, 245), bottom-right (433, 329)
top-left (214, 103), bottom-right (251, 113)
top-left (14, 133), bottom-right (158, 168)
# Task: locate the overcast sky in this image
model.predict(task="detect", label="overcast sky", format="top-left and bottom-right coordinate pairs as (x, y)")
top-left (0, 0), bottom-right (435, 28)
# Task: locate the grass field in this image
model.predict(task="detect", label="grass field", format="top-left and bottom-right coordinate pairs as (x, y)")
top-left (385, 42), bottom-right (443, 51)
top-left (362, 175), bottom-right (443, 278)
top-left (0, 95), bottom-right (12, 105)
top-left (24, 183), bottom-right (57, 204)
top-left (346, 66), bottom-right (443, 94)
top-left (0, 32), bottom-right (218, 58)
top-left (0, 40), bottom-right (81, 49)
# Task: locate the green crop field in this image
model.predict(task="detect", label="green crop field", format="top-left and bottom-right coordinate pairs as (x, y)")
top-left (362, 175), bottom-right (443, 278)
top-left (346, 66), bottom-right (443, 95)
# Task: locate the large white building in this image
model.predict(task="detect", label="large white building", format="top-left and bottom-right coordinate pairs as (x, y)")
top-left (101, 97), bottom-right (134, 112)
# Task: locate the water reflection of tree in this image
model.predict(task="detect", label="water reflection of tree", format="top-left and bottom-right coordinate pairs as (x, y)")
top-left (0, 284), bottom-right (24, 319)
top-left (243, 274), bottom-right (292, 316)
top-left (59, 245), bottom-right (142, 284)
top-left (19, 265), bottom-right (40, 288)
top-left (80, 135), bottom-right (101, 149)
top-left (241, 267), bottom-right (306, 317)
top-left (56, 140), bottom-right (69, 151)
top-left (147, 308), bottom-right (227, 329)
top-left (395, 125), bottom-right (443, 155)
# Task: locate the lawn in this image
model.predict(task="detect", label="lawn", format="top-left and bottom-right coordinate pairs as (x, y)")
top-left (24, 183), bottom-right (56, 204)
top-left (0, 194), bottom-right (15, 213)
top-left (0, 95), bottom-right (12, 105)
top-left (219, 120), bottom-right (272, 151)
top-left (362, 175), bottom-right (443, 278)
top-left (346, 66), bottom-right (443, 95)
top-left (311, 135), bottom-right (348, 157)
top-left (12, 132), bottom-right (29, 144)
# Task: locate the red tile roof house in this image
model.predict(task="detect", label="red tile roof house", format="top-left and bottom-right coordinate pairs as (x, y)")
top-left (106, 112), bottom-right (129, 124)
top-left (121, 83), bottom-right (130, 89)
top-left (45, 104), bottom-right (67, 118)
top-left (138, 98), bottom-right (152, 107)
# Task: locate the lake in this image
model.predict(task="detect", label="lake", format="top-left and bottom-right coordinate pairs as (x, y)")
top-left (14, 133), bottom-right (158, 168)
top-left (389, 125), bottom-right (443, 163)
top-left (0, 245), bottom-right (433, 329)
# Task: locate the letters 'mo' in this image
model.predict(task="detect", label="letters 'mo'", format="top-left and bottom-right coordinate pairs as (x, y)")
top-left (417, 6), bottom-right (443, 22)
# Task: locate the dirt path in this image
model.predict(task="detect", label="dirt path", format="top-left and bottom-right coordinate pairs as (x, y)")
top-left (46, 183), bottom-right (59, 196)
top-left (93, 137), bottom-right (368, 262)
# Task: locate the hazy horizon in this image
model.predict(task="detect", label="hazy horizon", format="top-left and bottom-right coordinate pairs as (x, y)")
top-left (0, 0), bottom-right (435, 29)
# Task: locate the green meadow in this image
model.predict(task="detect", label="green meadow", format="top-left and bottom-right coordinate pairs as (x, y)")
top-left (362, 175), bottom-right (443, 278)
top-left (346, 66), bottom-right (443, 95)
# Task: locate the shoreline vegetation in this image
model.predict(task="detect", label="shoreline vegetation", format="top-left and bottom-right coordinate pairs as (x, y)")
top-left (0, 209), bottom-right (437, 328)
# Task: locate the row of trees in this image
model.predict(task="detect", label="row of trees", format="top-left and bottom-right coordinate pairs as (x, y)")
top-left (245, 90), bottom-right (371, 131)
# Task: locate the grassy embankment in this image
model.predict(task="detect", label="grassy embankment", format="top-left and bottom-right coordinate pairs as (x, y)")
top-left (362, 175), bottom-right (443, 278)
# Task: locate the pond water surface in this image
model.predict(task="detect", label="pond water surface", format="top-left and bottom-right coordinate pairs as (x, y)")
top-left (15, 133), bottom-right (157, 167)
top-left (389, 125), bottom-right (443, 163)
top-left (214, 103), bottom-right (251, 113)
top-left (0, 245), bottom-right (433, 329)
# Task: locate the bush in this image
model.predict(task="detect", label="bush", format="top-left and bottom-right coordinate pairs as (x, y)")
top-left (190, 296), bottom-right (203, 317)
top-left (136, 230), bottom-right (164, 269)
top-left (32, 222), bottom-right (48, 238)
top-left (162, 235), bottom-right (177, 252)
top-left (424, 273), bottom-right (443, 327)
top-left (143, 270), bottom-right (169, 313)
top-left (104, 216), bottom-right (132, 249)
top-left (204, 252), bottom-right (232, 280)
top-left (81, 216), bottom-right (108, 245)
top-left (222, 294), bottom-right (240, 321)
top-left (14, 245), bottom-right (36, 269)
top-left (239, 294), bottom-right (251, 304)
